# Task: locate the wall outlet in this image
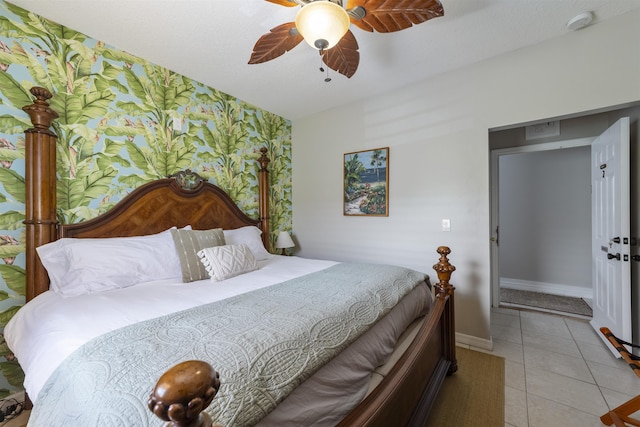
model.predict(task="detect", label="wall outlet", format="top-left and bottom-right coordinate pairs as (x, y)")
top-left (172, 117), bottom-right (182, 131)
top-left (442, 219), bottom-right (451, 232)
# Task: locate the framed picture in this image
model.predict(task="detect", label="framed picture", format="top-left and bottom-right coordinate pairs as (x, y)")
top-left (343, 147), bottom-right (389, 216)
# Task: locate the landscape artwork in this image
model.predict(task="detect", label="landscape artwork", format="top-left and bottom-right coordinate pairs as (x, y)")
top-left (344, 147), bottom-right (389, 216)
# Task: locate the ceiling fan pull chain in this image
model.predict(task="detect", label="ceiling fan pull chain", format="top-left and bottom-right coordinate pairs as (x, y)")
top-left (318, 51), bottom-right (331, 82)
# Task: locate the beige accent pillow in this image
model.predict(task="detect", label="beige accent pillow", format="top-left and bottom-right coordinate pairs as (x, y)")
top-left (197, 244), bottom-right (258, 282)
top-left (171, 228), bottom-right (226, 282)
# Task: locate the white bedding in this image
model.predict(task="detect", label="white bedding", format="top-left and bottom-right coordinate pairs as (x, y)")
top-left (6, 255), bottom-right (432, 426)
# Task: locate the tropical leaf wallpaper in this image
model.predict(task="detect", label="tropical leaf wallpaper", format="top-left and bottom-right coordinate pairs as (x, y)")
top-left (0, 1), bottom-right (292, 396)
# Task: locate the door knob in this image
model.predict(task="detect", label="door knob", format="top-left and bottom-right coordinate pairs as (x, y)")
top-left (607, 253), bottom-right (621, 260)
top-left (632, 255), bottom-right (640, 262)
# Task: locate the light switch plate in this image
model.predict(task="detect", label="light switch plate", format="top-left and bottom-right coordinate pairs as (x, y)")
top-left (442, 219), bottom-right (451, 232)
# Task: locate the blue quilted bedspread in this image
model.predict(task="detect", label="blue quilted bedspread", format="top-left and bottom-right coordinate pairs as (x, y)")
top-left (29, 263), bottom-right (426, 427)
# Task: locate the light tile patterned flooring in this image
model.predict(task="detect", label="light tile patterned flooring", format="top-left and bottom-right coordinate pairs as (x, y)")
top-left (482, 306), bottom-right (640, 427)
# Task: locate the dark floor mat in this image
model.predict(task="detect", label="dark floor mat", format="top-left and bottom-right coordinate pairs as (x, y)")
top-left (500, 288), bottom-right (592, 317)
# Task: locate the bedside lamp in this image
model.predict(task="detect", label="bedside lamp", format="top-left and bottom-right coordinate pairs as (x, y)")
top-left (275, 231), bottom-right (295, 255)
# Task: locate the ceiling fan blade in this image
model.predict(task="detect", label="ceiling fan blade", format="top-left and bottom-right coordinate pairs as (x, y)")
top-left (249, 22), bottom-right (304, 64)
top-left (321, 30), bottom-right (360, 78)
top-left (265, 0), bottom-right (304, 7)
top-left (347, 0), bottom-right (444, 33)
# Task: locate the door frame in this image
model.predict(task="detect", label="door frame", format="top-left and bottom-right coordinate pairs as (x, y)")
top-left (489, 137), bottom-right (595, 308)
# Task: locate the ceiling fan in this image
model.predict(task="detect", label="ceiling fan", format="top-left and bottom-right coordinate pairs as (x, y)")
top-left (248, 0), bottom-right (444, 79)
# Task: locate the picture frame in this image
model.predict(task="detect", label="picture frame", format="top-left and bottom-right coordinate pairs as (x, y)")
top-left (343, 147), bottom-right (389, 216)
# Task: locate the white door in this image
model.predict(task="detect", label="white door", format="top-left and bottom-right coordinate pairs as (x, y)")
top-left (590, 117), bottom-right (631, 355)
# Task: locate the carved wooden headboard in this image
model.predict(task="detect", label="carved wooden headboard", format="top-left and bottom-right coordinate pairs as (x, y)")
top-left (22, 87), bottom-right (271, 301)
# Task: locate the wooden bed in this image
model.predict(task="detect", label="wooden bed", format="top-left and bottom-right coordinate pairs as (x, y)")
top-left (19, 87), bottom-right (457, 426)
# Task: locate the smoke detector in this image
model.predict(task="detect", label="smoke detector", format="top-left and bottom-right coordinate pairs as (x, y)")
top-left (566, 12), bottom-right (594, 31)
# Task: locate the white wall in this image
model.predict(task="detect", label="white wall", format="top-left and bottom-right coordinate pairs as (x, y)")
top-left (291, 10), bottom-right (640, 346)
top-left (498, 147), bottom-right (592, 292)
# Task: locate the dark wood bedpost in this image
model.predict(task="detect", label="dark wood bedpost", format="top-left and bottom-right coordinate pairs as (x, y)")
top-left (257, 147), bottom-right (270, 251)
top-left (149, 360), bottom-right (221, 427)
top-left (433, 246), bottom-right (458, 374)
top-left (22, 87), bottom-right (58, 303)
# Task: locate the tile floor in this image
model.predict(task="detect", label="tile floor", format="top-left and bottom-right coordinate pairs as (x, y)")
top-left (479, 306), bottom-right (640, 427)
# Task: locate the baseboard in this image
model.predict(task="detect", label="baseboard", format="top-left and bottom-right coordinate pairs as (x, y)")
top-left (456, 332), bottom-right (492, 351)
top-left (500, 278), bottom-right (592, 300)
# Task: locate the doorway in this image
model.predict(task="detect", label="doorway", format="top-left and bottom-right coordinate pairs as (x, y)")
top-left (490, 138), bottom-right (594, 317)
top-left (489, 105), bottom-right (640, 345)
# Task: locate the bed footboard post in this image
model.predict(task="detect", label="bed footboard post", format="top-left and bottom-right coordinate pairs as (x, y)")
top-left (257, 147), bottom-right (270, 251)
top-left (433, 246), bottom-right (458, 374)
top-left (22, 87), bottom-right (59, 302)
top-left (149, 360), bottom-right (221, 427)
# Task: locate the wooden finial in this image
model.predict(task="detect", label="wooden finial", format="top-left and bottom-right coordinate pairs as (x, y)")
top-left (148, 360), bottom-right (221, 427)
top-left (433, 246), bottom-right (455, 296)
top-left (258, 147), bottom-right (270, 171)
top-left (22, 87), bottom-right (58, 133)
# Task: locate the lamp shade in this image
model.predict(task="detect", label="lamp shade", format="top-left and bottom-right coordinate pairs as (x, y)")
top-left (295, 1), bottom-right (350, 50)
top-left (275, 231), bottom-right (295, 249)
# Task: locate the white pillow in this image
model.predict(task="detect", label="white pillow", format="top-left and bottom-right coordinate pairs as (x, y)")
top-left (197, 244), bottom-right (258, 281)
top-left (35, 238), bottom-right (76, 294)
top-left (223, 226), bottom-right (272, 261)
top-left (36, 229), bottom-right (182, 297)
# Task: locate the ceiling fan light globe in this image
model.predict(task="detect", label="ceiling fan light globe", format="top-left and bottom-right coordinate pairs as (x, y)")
top-left (295, 1), bottom-right (350, 50)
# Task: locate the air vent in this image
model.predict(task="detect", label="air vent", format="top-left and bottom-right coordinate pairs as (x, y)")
top-left (525, 121), bottom-right (560, 140)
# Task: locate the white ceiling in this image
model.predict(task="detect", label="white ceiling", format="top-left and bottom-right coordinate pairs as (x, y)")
top-left (7, 0), bottom-right (640, 120)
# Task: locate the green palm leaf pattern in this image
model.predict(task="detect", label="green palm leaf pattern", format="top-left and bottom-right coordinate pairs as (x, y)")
top-left (0, 1), bottom-right (293, 393)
